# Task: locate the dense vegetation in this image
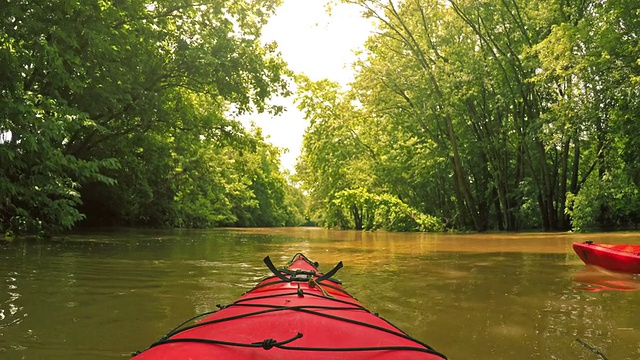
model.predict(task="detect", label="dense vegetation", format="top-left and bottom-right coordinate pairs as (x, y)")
top-left (2, 0), bottom-right (639, 236)
top-left (1, 0), bottom-right (306, 236)
top-left (295, 0), bottom-right (640, 232)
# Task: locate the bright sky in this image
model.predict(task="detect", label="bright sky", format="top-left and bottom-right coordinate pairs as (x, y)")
top-left (239, 0), bottom-right (374, 173)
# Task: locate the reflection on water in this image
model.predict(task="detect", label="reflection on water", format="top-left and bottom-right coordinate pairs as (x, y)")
top-left (0, 271), bottom-right (23, 330)
top-left (572, 266), bottom-right (640, 292)
top-left (0, 229), bottom-right (639, 359)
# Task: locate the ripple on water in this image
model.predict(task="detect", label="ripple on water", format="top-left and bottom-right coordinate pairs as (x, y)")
top-left (488, 323), bottom-right (530, 337)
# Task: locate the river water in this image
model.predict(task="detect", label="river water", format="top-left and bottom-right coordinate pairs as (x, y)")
top-left (1, 228), bottom-right (639, 359)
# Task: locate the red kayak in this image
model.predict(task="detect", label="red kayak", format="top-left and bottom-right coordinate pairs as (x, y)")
top-left (573, 241), bottom-right (640, 274)
top-left (132, 253), bottom-right (447, 359)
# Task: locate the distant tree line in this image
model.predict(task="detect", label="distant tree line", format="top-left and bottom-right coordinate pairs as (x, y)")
top-left (1, 0), bottom-right (306, 237)
top-left (295, 0), bottom-right (640, 232)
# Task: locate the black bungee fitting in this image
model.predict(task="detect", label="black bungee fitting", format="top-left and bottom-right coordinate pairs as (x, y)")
top-left (262, 255), bottom-right (343, 284)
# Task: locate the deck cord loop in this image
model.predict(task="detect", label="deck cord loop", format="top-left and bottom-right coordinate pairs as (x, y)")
top-left (254, 333), bottom-right (303, 350)
top-left (259, 338), bottom-right (276, 350)
top-left (308, 277), bottom-right (335, 299)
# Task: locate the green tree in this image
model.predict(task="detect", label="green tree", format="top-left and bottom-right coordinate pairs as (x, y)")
top-left (294, 76), bottom-right (377, 227)
top-left (1, 0), bottom-right (299, 234)
top-left (318, 0), bottom-right (640, 232)
top-left (332, 188), bottom-right (443, 232)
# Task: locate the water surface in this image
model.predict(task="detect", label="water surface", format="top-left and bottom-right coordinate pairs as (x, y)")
top-left (1, 228), bottom-right (639, 359)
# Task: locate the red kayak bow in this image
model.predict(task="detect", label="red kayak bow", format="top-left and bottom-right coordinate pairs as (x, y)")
top-left (573, 241), bottom-right (640, 274)
top-left (132, 253), bottom-right (447, 359)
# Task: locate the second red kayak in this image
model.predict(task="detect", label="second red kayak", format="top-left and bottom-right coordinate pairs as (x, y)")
top-left (573, 241), bottom-right (640, 274)
top-left (132, 253), bottom-right (447, 359)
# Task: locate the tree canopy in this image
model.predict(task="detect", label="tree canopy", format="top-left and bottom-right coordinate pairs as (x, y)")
top-left (3, 0), bottom-right (639, 235)
top-left (295, 0), bottom-right (640, 232)
top-left (1, 0), bottom-right (305, 235)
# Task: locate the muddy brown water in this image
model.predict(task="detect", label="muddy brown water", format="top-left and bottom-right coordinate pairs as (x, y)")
top-left (1, 228), bottom-right (639, 359)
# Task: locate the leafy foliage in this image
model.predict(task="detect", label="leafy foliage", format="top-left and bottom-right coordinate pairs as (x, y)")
top-left (294, 0), bottom-right (640, 232)
top-left (1, 0), bottom-right (305, 235)
top-left (332, 188), bottom-right (443, 232)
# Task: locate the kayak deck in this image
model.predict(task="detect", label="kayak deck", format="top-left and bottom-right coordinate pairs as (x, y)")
top-left (573, 241), bottom-right (640, 274)
top-left (132, 253), bottom-right (447, 359)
